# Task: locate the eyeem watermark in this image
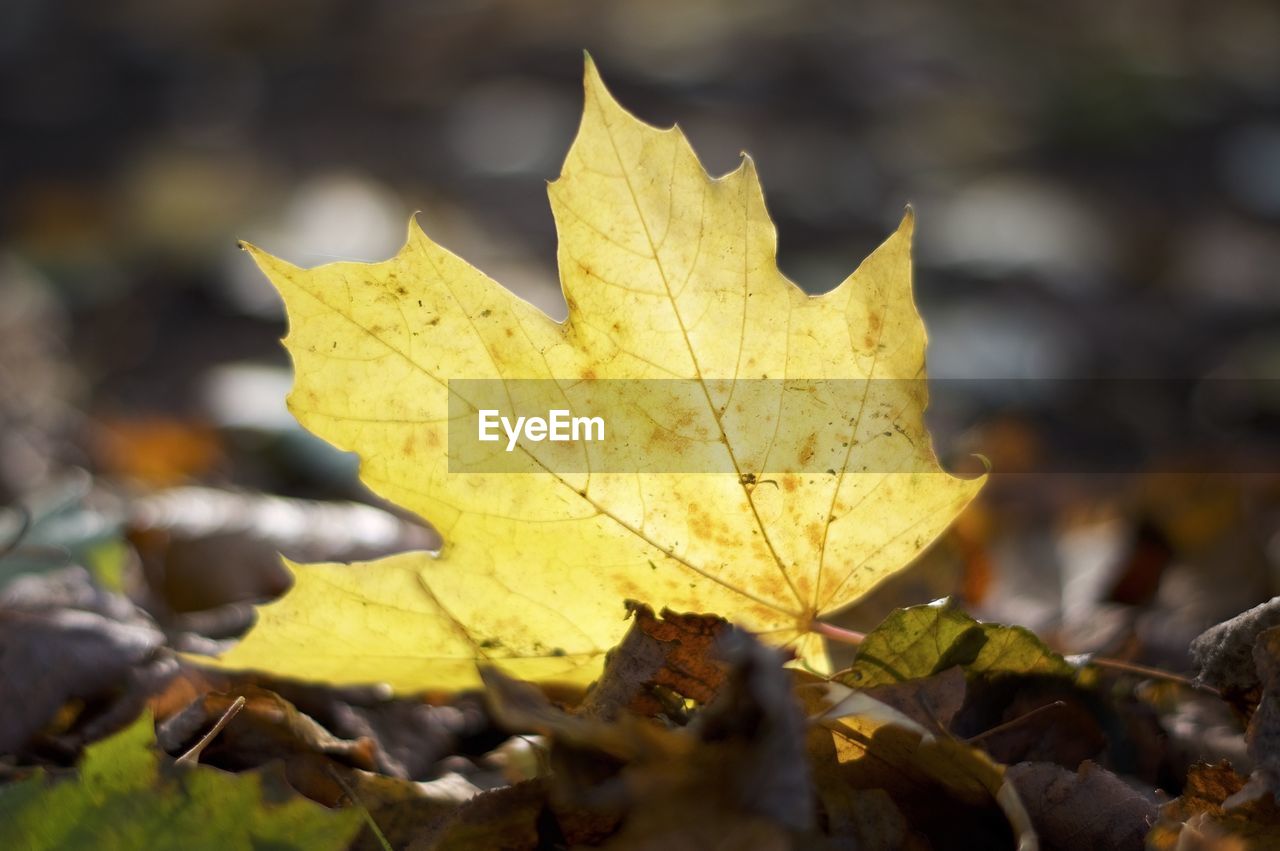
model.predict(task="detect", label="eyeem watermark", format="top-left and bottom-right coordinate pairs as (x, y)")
top-left (478, 409), bottom-right (605, 452)
top-left (447, 378), bottom-right (1280, 474)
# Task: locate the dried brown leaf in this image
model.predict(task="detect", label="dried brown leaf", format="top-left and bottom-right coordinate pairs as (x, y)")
top-left (0, 607), bottom-right (166, 756)
top-left (478, 627), bottom-right (811, 848)
top-left (1006, 760), bottom-right (1155, 851)
top-left (863, 665), bottom-right (967, 732)
top-left (580, 601), bottom-right (730, 721)
top-left (1147, 762), bottom-right (1280, 850)
top-left (1191, 597), bottom-right (1280, 713)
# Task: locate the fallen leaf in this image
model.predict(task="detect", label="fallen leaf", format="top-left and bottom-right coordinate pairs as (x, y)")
top-left (155, 686), bottom-right (378, 777)
top-left (836, 600), bottom-right (1071, 689)
top-left (337, 767), bottom-right (462, 851)
top-left (1005, 760), bottom-right (1155, 851)
top-left (814, 784), bottom-right (922, 851)
top-left (407, 779), bottom-right (547, 851)
top-left (1147, 761), bottom-right (1280, 850)
top-left (1241, 626), bottom-right (1280, 795)
top-left (578, 601), bottom-right (731, 721)
top-left (861, 665), bottom-right (968, 732)
top-left (141, 669), bottom-right (501, 849)
top-left (960, 678), bottom-right (1107, 768)
top-left (0, 713), bottom-right (362, 850)
top-left (1192, 597), bottom-right (1280, 715)
top-left (90, 416), bottom-right (223, 487)
top-left (128, 486), bottom-right (438, 614)
top-left (479, 628), bottom-right (811, 849)
top-left (0, 606), bottom-right (166, 757)
top-left (147, 663), bottom-right (501, 780)
top-left (803, 679), bottom-right (1037, 850)
top-left (207, 57), bottom-right (981, 690)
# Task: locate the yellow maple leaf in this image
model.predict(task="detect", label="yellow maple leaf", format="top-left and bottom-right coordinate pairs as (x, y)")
top-left (210, 58), bottom-right (982, 691)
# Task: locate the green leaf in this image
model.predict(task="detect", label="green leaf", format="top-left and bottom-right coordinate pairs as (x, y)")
top-left (0, 713), bottom-right (361, 850)
top-left (836, 601), bottom-right (1071, 688)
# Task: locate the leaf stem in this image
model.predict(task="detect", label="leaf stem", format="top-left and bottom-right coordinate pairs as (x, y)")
top-left (811, 620), bottom-right (866, 646)
top-left (176, 696), bottom-right (246, 766)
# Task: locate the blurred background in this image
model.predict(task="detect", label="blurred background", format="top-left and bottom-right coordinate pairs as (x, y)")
top-left (2, 0), bottom-right (1280, 691)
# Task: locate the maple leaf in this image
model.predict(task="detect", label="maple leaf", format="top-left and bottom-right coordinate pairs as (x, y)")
top-left (209, 58), bottom-right (981, 690)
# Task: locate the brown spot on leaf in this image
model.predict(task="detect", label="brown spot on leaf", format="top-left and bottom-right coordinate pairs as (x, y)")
top-left (648, 424), bottom-right (689, 453)
top-left (864, 310), bottom-right (883, 349)
top-left (687, 503), bottom-right (713, 543)
top-left (798, 432), bottom-right (817, 465)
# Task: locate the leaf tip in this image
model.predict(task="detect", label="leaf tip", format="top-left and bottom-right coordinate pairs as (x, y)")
top-left (238, 239), bottom-right (264, 258)
top-left (582, 51), bottom-right (608, 100)
top-left (276, 556), bottom-right (303, 579)
top-left (238, 241), bottom-right (298, 280)
top-left (406, 212), bottom-right (429, 245)
top-left (580, 52), bottom-right (630, 126)
top-left (897, 204), bottom-right (916, 238)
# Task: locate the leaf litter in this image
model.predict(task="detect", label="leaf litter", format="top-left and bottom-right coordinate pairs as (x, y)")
top-left (0, 57), bottom-right (1277, 851)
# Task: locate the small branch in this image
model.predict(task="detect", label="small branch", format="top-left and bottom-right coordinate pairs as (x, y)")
top-left (325, 764), bottom-right (393, 851)
top-left (811, 620), bottom-right (865, 646)
top-left (176, 696), bottom-right (245, 766)
top-left (1088, 656), bottom-right (1220, 697)
top-left (966, 700), bottom-right (1067, 743)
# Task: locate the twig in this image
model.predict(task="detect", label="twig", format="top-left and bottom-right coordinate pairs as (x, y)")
top-left (1088, 655), bottom-right (1221, 697)
top-left (175, 696), bottom-right (245, 766)
top-left (325, 764), bottom-right (393, 851)
top-left (965, 700), bottom-right (1067, 743)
